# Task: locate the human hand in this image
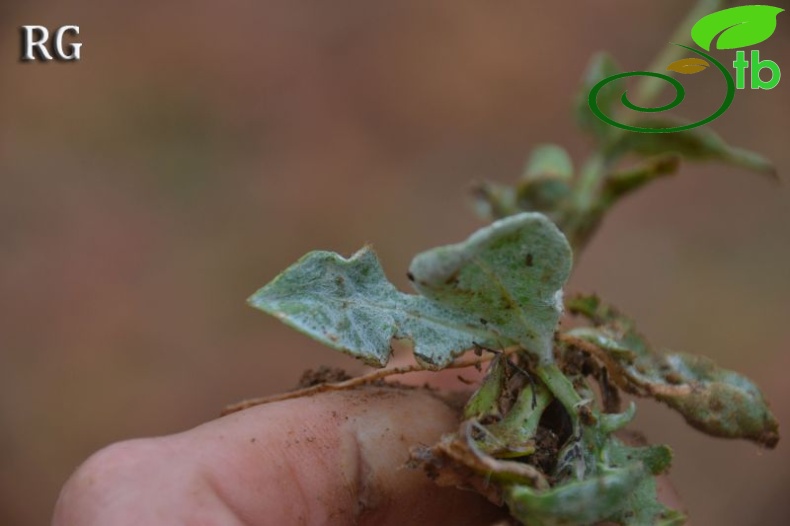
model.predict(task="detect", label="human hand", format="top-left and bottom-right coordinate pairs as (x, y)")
top-left (52, 366), bottom-right (683, 525)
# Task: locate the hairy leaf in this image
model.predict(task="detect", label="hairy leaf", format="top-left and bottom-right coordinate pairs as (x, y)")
top-left (602, 154), bottom-right (680, 204)
top-left (523, 144), bottom-right (574, 182)
top-left (416, 420), bottom-right (550, 491)
top-left (409, 213), bottom-right (572, 363)
top-left (607, 117), bottom-right (776, 176)
top-left (515, 144), bottom-right (575, 216)
top-left (477, 381), bottom-right (553, 457)
top-left (605, 437), bottom-right (684, 526)
top-left (471, 181), bottom-right (519, 221)
top-left (250, 213), bottom-right (572, 368)
top-left (566, 295), bottom-right (780, 448)
top-left (464, 355), bottom-right (507, 419)
top-left (507, 464), bottom-right (647, 526)
top-left (575, 52), bottom-right (622, 142)
top-left (657, 353), bottom-right (779, 448)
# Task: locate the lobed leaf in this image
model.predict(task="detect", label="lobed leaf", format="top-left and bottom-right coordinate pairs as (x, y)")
top-left (250, 213), bottom-right (572, 368)
top-left (409, 213), bottom-right (572, 363)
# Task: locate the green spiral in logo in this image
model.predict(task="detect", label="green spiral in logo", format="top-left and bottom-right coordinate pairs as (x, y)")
top-left (588, 44), bottom-right (735, 133)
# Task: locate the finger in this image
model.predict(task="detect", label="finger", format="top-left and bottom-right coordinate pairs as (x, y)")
top-left (54, 386), bottom-right (505, 526)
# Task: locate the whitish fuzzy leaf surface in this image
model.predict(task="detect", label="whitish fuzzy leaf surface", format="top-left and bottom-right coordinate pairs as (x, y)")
top-left (604, 438), bottom-right (684, 526)
top-left (507, 464), bottom-right (647, 526)
top-left (567, 295), bottom-right (780, 448)
top-left (472, 181), bottom-right (519, 221)
top-left (409, 213), bottom-right (572, 362)
top-left (575, 52), bottom-right (622, 142)
top-left (602, 154), bottom-right (680, 205)
top-left (523, 144), bottom-right (574, 182)
top-left (249, 213), bottom-right (572, 368)
top-left (607, 117), bottom-right (776, 176)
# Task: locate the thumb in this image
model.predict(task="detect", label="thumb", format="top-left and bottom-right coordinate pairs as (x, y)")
top-left (54, 385), bottom-right (504, 525)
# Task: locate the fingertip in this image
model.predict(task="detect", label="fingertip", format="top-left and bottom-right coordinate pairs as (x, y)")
top-left (53, 438), bottom-right (243, 526)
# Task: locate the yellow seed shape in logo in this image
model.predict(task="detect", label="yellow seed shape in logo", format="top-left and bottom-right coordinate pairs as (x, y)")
top-left (666, 57), bottom-right (710, 74)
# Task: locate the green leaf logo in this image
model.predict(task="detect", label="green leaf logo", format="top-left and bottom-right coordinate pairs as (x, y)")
top-left (691, 5), bottom-right (784, 51)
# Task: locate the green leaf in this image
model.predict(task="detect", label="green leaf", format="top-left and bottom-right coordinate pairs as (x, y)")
top-left (507, 464), bottom-right (647, 526)
top-left (608, 117), bottom-right (777, 177)
top-left (565, 294), bottom-right (650, 354)
top-left (575, 52), bottom-right (622, 142)
top-left (567, 295), bottom-right (780, 448)
top-left (250, 247), bottom-right (466, 367)
top-left (657, 353), bottom-right (780, 448)
top-left (463, 355), bottom-right (507, 419)
top-left (409, 213), bottom-right (573, 363)
top-left (691, 5), bottom-right (784, 51)
top-left (471, 181), bottom-right (518, 221)
top-left (523, 144), bottom-right (574, 182)
top-left (515, 145), bottom-right (575, 216)
top-left (602, 154), bottom-right (680, 204)
top-left (599, 401), bottom-right (637, 434)
top-left (605, 438), bottom-right (684, 526)
top-left (621, 442), bottom-right (673, 477)
top-left (476, 380), bottom-right (553, 457)
top-left (250, 213), bottom-right (572, 368)
top-left (417, 420), bottom-right (550, 489)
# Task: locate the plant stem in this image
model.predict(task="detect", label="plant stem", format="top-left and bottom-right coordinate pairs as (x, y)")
top-left (572, 0), bottom-right (729, 253)
top-left (633, 0), bottom-right (726, 105)
top-left (535, 362), bottom-right (584, 430)
top-left (221, 346), bottom-right (520, 415)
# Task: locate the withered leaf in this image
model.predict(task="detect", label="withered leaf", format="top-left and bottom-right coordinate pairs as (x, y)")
top-left (566, 294), bottom-right (780, 448)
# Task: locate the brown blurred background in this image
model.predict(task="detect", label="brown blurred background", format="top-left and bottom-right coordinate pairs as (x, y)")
top-left (1, 1), bottom-right (788, 524)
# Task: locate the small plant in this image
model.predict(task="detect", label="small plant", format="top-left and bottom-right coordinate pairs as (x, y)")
top-left (227, 3), bottom-right (780, 524)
